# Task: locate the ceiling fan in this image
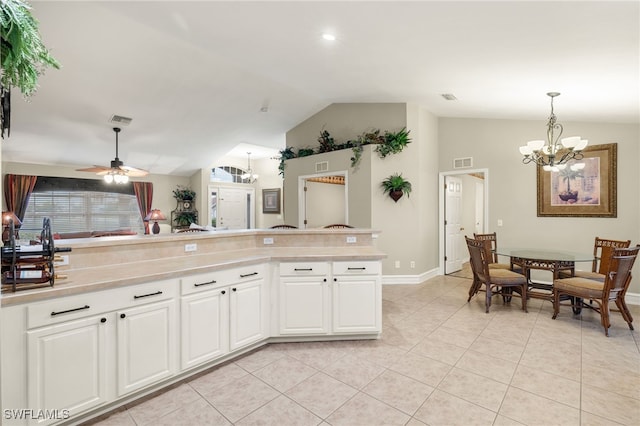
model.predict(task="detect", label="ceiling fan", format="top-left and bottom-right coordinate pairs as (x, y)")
top-left (77, 127), bottom-right (148, 184)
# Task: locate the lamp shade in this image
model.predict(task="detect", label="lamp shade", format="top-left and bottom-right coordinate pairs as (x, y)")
top-left (144, 209), bottom-right (166, 221)
top-left (2, 211), bottom-right (22, 226)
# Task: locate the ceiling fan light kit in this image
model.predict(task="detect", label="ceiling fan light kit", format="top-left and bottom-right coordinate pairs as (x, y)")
top-left (77, 127), bottom-right (148, 183)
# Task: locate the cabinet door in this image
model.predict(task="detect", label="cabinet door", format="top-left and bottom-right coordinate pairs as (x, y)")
top-left (181, 288), bottom-right (229, 370)
top-left (279, 276), bottom-right (329, 335)
top-left (27, 315), bottom-right (110, 425)
top-left (229, 278), bottom-right (267, 350)
top-left (332, 275), bottom-right (381, 333)
top-left (116, 300), bottom-right (176, 396)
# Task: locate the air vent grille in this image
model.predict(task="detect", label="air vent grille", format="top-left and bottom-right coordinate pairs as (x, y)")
top-left (109, 115), bottom-right (132, 126)
top-left (453, 157), bottom-right (473, 169)
top-left (315, 161), bottom-right (329, 173)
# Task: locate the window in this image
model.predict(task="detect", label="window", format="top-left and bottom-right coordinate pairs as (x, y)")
top-left (211, 166), bottom-right (251, 184)
top-left (22, 177), bottom-right (144, 236)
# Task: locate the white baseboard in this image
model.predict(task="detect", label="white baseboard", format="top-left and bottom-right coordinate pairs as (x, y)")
top-left (381, 274), bottom-right (640, 306)
top-left (382, 268), bottom-right (439, 285)
top-left (625, 292), bottom-right (640, 306)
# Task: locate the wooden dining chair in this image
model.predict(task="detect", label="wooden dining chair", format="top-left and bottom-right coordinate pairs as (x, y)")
top-left (558, 237), bottom-right (631, 281)
top-left (473, 232), bottom-right (520, 272)
top-left (323, 224), bottom-right (354, 229)
top-left (465, 236), bottom-right (528, 313)
top-left (552, 245), bottom-right (640, 336)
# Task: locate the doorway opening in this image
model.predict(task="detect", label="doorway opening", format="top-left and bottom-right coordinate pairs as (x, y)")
top-left (438, 168), bottom-right (489, 276)
top-left (297, 171), bottom-right (348, 229)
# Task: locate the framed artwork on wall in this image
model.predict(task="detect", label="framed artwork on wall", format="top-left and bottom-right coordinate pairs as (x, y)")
top-left (537, 143), bottom-right (617, 217)
top-left (262, 188), bottom-right (281, 214)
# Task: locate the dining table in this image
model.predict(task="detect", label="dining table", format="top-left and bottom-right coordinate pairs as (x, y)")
top-left (494, 247), bottom-right (594, 312)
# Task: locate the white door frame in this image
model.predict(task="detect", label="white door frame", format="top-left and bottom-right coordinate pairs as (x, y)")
top-left (297, 171), bottom-right (349, 229)
top-left (438, 168), bottom-right (489, 275)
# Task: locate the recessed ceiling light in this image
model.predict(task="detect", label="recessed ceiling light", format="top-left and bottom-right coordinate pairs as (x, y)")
top-left (322, 33), bottom-right (336, 41)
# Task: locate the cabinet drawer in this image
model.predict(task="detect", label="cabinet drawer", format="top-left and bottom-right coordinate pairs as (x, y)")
top-left (28, 290), bottom-right (121, 329)
top-left (181, 271), bottom-right (226, 295)
top-left (280, 262), bottom-right (329, 276)
top-left (27, 279), bottom-right (178, 329)
top-left (226, 263), bottom-right (266, 283)
top-left (332, 261), bottom-right (381, 275)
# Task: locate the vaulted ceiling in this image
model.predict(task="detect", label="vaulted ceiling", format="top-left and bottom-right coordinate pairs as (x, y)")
top-left (3, 1), bottom-right (638, 177)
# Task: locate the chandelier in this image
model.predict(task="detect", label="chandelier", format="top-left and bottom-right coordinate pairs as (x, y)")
top-left (241, 152), bottom-right (258, 183)
top-left (519, 92), bottom-right (588, 172)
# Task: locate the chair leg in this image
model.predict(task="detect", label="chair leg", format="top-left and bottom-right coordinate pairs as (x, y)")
top-left (467, 279), bottom-right (480, 302)
top-left (615, 296), bottom-right (634, 330)
top-left (552, 289), bottom-right (560, 319)
top-left (601, 298), bottom-right (611, 337)
top-left (485, 285), bottom-right (492, 313)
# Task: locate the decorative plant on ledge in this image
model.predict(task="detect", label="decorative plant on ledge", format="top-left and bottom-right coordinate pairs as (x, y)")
top-left (381, 173), bottom-right (412, 202)
top-left (1, 0), bottom-right (61, 138)
top-left (278, 127), bottom-right (412, 176)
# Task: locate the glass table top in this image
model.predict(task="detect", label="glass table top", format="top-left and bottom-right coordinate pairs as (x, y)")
top-left (494, 248), bottom-right (594, 263)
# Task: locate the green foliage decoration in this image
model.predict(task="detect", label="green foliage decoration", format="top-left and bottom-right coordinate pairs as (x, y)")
top-left (1, 0), bottom-right (60, 96)
top-left (172, 185), bottom-right (196, 200)
top-left (278, 146), bottom-right (296, 177)
top-left (374, 127), bottom-right (412, 158)
top-left (381, 173), bottom-right (412, 198)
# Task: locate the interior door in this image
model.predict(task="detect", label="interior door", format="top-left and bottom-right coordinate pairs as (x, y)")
top-left (445, 176), bottom-right (464, 273)
top-left (218, 188), bottom-right (253, 229)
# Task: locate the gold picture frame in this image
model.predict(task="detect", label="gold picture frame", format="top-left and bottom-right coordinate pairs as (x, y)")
top-left (537, 143), bottom-right (617, 217)
top-left (262, 188), bottom-right (281, 214)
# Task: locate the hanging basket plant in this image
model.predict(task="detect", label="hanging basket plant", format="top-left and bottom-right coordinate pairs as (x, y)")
top-left (1, 0), bottom-right (61, 138)
top-left (381, 173), bottom-right (412, 203)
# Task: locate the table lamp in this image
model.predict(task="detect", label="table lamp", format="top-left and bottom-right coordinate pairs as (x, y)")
top-left (144, 209), bottom-right (166, 235)
top-left (2, 211), bottom-right (22, 245)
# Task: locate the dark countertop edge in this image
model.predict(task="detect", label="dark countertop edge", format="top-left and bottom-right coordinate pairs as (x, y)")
top-left (1, 251), bottom-right (386, 306)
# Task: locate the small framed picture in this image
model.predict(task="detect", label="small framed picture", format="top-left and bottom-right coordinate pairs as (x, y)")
top-left (262, 188), bottom-right (281, 214)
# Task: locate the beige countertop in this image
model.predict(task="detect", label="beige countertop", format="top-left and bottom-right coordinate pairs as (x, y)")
top-left (1, 230), bottom-right (385, 306)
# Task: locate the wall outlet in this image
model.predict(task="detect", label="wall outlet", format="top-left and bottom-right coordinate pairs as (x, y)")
top-left (497, 219), bottom-right (503, 227)
top-left (394, 260), bottom-right (400, 269)
top-left (346, 236), bottom-right (357, 243)
top-left (410, 260), bottom-right (415, 269)
top-left (184, 243), bottom-right (197, 252)
top-left (263, 237), bottom-right (274, 245)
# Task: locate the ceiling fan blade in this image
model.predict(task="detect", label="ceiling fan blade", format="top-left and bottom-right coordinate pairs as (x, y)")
top-left (76, 165), bottom-right (111, 173)
top-left (120, 165), bottom-right (149, 177)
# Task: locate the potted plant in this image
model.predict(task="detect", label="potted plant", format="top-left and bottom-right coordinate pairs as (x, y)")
top-left (381, 173), bottom-right (412, 202)
top-left (174, 211), bottom-right (197, 227)
top-left (172, 185), bottom-right (196, 201)
top-left (1, 0), bottom-right (60, 138)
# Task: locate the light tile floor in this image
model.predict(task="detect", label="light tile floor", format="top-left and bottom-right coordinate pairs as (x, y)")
top-left (87, 273), bottom-right (640, 426)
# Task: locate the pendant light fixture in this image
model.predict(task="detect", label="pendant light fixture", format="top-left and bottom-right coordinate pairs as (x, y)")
top-left (241, 152), bottom-right (258, 183)
top-left (519, 92), bottom-right (588, 172)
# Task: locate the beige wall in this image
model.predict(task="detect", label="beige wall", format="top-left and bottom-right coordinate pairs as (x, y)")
top-left (439, 118), bottom-right (640, 293)
top-left (285, 102), bottom-right (440, 276)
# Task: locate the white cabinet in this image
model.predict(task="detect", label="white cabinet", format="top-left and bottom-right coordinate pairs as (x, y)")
top-left (277, 261), bottom-right (381, 336)
top-left (279, 262), bottom-right (330, 335)
top-left (229, 269), bottom-right (268, 350)
top-left (116, 299), bottom-right (177, 396)
top-left (179, 264), bottom-right (268, 370)
top-left (17, 279), bottom-right (178, 425)
top-left (27, 314), bottom-right (110, 425)
top-left (180, 288), bottom-right (229, 370)
top-left (332, 261), bottom-right (382, 333)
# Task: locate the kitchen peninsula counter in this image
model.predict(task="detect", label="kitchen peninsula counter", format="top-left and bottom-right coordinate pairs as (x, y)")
top-left (1, 228), bottom-right (385, 306)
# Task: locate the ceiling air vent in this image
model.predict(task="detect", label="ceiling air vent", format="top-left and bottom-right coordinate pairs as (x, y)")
top-left (453, 157), bottom-right (473, 169)
top-left (109, 115), bottom-right (132, 126)
top-left (315, 161), bottom-right (329, 173)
